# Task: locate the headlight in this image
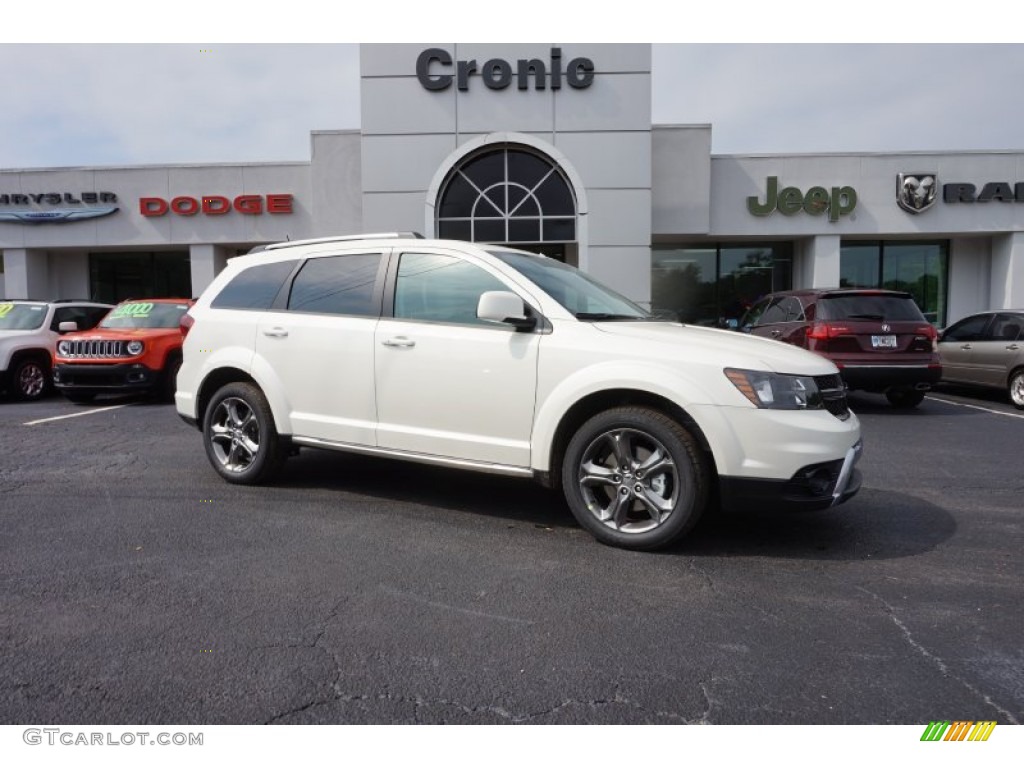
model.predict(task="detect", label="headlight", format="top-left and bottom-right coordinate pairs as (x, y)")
top-left (126, 340), bottom-right (144, 355)
top-left (57, 340), bottom-right (72, 356)
top-left (725, 368), bottom-right (822, 410)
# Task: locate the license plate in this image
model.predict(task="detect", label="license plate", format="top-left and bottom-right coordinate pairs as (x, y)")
top-left (871, 334), bottom-right (897, 348)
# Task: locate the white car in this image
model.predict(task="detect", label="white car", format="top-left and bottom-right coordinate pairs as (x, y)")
top-left (175, 234), bottom-right (862, 550)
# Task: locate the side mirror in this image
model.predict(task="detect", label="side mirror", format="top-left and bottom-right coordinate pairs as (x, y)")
top-left (477, 291), bottom-right (536, 331)
top-left (58, 321), bottom-right (78, 333)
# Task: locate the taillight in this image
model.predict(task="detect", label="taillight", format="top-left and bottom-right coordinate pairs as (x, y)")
top-left (807, 322), bottom-right (851, 340)
top-left (180, 311), bottom-right (195, 338)
top-left (914, 324), bottom-right (938, 351)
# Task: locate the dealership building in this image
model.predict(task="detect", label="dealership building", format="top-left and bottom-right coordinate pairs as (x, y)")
top-left (2, 43), bottom-right (1023, 327)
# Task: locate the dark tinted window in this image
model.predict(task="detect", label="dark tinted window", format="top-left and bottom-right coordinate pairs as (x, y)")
top-left (942, 314), bottom-right (990, 342)
top-left (817, 294), bottom-right (925, 322)
top-left (52, 305), bottom-right (108, 332)
top-left (990, 313), bottom-right (1023, 341)
top-left (211, 260), bottom-right (297, 310)
top-left (759, 297), bottom-right (804, 324)
top-left (287, 254), bottom-right (382, 317)
top-left (394, 253), bottom-right (507, 326)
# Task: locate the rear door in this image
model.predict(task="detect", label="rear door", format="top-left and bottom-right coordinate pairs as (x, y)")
top-left (971, 313), bottom-right (1023, 387)
top-left (254, 251), bottom-right (385, 445)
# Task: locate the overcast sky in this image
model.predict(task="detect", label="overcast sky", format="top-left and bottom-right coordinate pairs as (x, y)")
top-left (2, 6), bottom-right (1019, 170)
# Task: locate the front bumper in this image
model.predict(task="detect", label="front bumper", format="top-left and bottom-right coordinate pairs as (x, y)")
top-left (719, 439), bottom-right (863, 511)
top-left (53, 362), bottom-right (159, 392)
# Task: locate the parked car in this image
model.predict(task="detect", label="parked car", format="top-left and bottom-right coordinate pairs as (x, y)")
top-left (175, 234), bottom-right (862, 551)
top-left (0, 299), bottom-right (112, 400)
top-left (740, 289), bottom-right (941, 408)
top-left (938, 310), bottom-right (1024, 409)
top-left (53, 298), bottom-right (195, 403)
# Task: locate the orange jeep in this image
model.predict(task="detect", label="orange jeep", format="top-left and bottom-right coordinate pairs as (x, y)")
top-left (53, 298), bottom-right (194, 403)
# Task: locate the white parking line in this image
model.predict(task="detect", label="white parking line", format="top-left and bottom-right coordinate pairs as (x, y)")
top-left (23, 404), bottom-right (128, 426)
top-left (926, 396), bottom-right (1024, 420)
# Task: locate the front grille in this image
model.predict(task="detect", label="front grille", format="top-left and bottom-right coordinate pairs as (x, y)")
top-left (814, 373), bottom-right (850, 420)
top-left (61, 340), bottom-right (130, 359)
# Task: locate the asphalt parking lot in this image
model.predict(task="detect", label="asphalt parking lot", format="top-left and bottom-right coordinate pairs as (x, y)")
top-left (0, 388), bottom-right (1021, 725)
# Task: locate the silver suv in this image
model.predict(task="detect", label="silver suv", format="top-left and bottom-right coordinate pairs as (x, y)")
top-left (0, 299), bottom-right (112, 400)
top-left (175, 234), bottom-right (862, 550)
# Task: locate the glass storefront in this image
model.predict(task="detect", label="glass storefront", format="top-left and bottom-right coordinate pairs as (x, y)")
top-left (89, 251), bottom-right (191, 304)
top-left (652, 243), bottom-right (793, 325)
top-left (839, 241), bottom-right (948, 325)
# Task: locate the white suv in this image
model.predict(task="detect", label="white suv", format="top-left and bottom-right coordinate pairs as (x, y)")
top-left (0, 299), bottom-right (112, 400)
top-left (175, 235), bottom-right (862, 550)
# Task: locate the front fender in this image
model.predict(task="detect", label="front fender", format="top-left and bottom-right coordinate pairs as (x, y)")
top-left (530, 360), bottom-right (731, 473)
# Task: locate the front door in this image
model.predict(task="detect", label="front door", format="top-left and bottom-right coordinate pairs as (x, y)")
top-left (374, 251), bottom-right (539, 468)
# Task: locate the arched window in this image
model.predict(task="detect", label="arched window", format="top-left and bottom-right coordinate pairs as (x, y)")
top-left (436, 145), bottom-right (576, 244)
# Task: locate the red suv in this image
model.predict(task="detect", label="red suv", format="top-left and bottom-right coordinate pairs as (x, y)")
top-left (741, 289), bottom-right (941, 408)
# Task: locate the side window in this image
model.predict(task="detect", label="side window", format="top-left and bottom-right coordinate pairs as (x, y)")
top-left (51, 306), bottom-right (90, 331)
top-left (758, 298), bottom-right (789, 325)
top-left (778, 297), bottom-right (804, 322)
top-left (211, 260), bottom-right (298, 310)
top-left (990, 313), bottom-right (1023, 342)
top-left (83, 307), bottom-right (110, 329)
top-left (287, 253), bottom-right (382, 317)
top-left (943, 314), bottom-right (991, 342)
top-left (393, 252), bottom-right (508, 326)
top-left (742, 298), bottom-right (771, 328)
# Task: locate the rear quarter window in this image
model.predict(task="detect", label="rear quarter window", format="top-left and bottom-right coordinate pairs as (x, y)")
top-left (211, 260), bottom-right (298, 310)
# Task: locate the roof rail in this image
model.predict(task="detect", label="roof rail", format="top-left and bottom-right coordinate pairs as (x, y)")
top-left (262, 232), bottom-right (424, 251)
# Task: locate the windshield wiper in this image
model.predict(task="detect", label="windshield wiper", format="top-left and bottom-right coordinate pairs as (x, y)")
top-left (575, 312), bottom-right (648, 321)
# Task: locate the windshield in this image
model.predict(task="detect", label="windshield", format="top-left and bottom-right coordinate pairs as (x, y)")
top-left (488, 250), bottom-right (650, 320)
top-left (100, 301), bottom-right (190, 329)
top-left (0, 302), bottom-right (47, 330)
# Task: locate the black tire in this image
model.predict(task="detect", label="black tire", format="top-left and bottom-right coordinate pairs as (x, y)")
top-left (1009, 369), bottom-right (1024, 411)
top-left (885, 388), bottom-right (926, 409)
top-left (12, 357), bottom-right (50, 401)
top-left (561, 407), bottom-right (710, 550)
top-left (64, 392), bottom-right (97, 404)
top-left (202, 382), bottom-right (286, 485)
top-left (160, 352), bottom-right (183, 403)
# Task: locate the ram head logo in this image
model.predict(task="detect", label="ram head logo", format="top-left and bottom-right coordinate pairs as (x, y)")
top-left (897, 173), bottom-right (938, 214)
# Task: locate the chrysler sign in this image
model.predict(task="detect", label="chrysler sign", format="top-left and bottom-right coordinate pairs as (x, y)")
top-left (0, 191), bottom-right (119, 224)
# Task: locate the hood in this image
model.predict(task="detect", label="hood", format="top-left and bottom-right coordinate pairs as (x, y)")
top-left (63, 327), bottom-right (181, 341)
top-left (591, 321), bottom-right (839, 376)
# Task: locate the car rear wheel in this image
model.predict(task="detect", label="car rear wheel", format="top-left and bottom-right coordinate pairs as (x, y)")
top-left (561, 407), bottom-right (709, 550)
top-left (885, 388), bottom-right (926, 408)
top-left (203, 382), bottom-right (286, 484)
top-left (1009, 369), bottom-right (1024, 410)
top-left (13, 358), bottom-right (49, 401)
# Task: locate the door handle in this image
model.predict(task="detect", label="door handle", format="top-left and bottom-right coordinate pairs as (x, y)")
top-left (1007, 344), bottom-right (1020, 351)
top-left (960, 344), bottom-right (972, 350)
top-left (770, 329), bottom-right (782, 338)
top-left (262, 328), bottom-right (288, 338)
top-left (382, 337), bottom-right (416, 348)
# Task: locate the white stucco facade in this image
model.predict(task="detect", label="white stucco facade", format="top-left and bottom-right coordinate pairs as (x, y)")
top-left (2, 43), bottom-right (1023, 325)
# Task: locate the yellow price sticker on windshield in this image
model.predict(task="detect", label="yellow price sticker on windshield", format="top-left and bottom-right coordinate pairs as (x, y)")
top-left (0, 303), bottom-right (13, 318)
top-left (112, 302), bottom-right (154, 318)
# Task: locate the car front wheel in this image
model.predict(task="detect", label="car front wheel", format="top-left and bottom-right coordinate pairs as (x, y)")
top-left (1009, 369), bottom-right (1024, 410)
top-left (203, 382), bottom-right (285, 484)
top-left (561, 407), bottom-right (709, 550)
top-left (13, 358), bottom-right (49, 401)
